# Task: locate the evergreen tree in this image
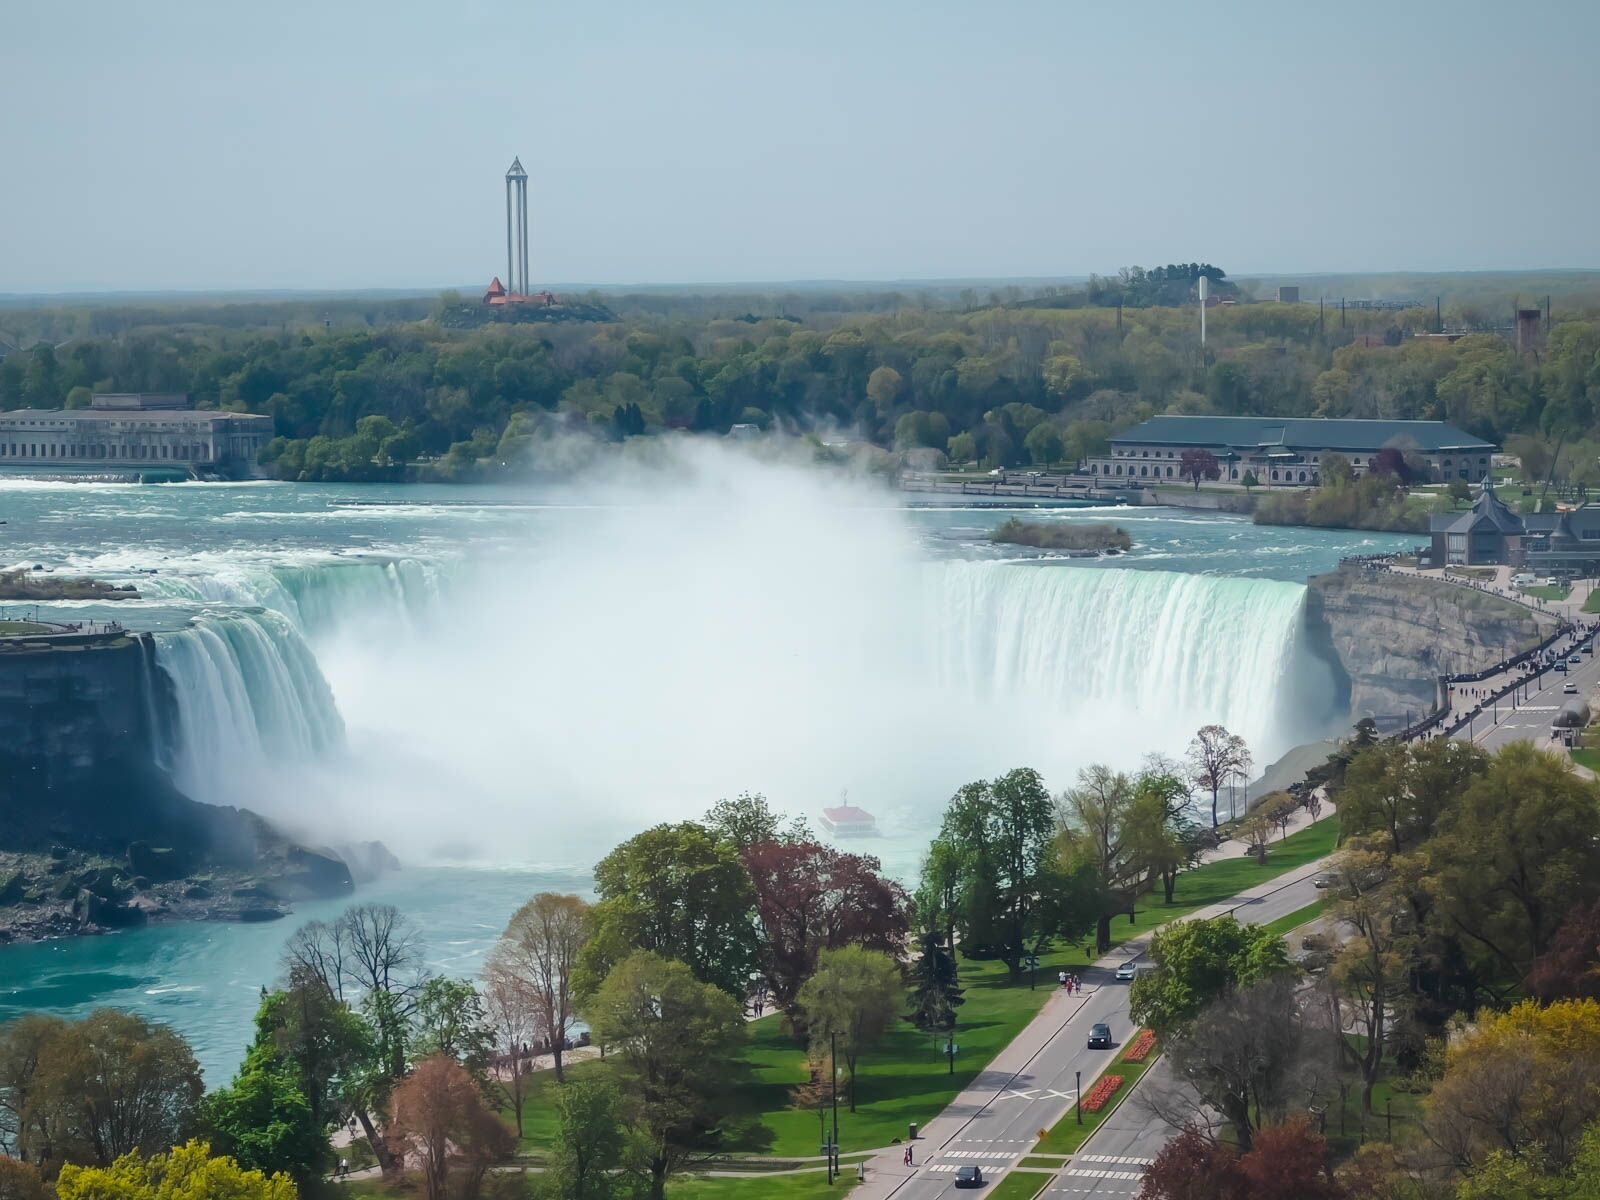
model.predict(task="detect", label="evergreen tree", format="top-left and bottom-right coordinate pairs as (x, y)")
top-left (905, 930), bottom-right (964, 1053)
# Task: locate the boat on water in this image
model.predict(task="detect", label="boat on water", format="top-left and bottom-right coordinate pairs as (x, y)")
top-left (819, 804), bottom-right (877, 837)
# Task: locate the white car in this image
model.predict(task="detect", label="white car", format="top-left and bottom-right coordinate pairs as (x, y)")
top-left (1115, 960), bottom-right (1138, 981)
top-left (1565, 682), bottom-right (1579, 694)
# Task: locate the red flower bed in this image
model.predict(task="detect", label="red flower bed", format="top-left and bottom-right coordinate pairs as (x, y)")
top-left (1080, 1074), bottom-right (1124, 1113)
top-left (1122, 1030), bottom-right (1158, 1064)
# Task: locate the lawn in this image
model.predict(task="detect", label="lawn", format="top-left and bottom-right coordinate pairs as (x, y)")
top-left (1585, 590), bottom-right (1600, 614)
top-left (987, 1172), bottom-right (1049, 1199)
top-left (669, 1173), bottom-right (851, 1199)
top-left (1522, 584), bottom-right (1572, 601)
top-left (509, 818), bottom-right (1341, 1162)
top-left (1261, 899), bottom-right (1328, 939)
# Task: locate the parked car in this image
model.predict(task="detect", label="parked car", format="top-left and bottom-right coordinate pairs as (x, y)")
top-left (1088, 1022), bottom-right (1113, 1049)
top-left (1565, 682), bottom-right (1579, 694)
top-left (1115, 960), bottom-right (1138, 981)
top-left (1556, 662), bottom-right (1569, 673)
top-left (955, 1165), bottom-right (985, 1188)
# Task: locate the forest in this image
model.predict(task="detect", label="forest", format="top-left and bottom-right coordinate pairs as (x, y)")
top-left (2, 270), bottom-right (1599, 484)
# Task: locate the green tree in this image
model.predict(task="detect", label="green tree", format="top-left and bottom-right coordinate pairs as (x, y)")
top-left (576, 823), bottom-right (759, 1001)
top-left (1338, 738), bottom-right (1487, 855)
top-left (865, 366), bottom-right (903, 415)
top-left (202, 1061), bottom-right (324, 1184)
top-left (796, 947), bottom-right (902, 1112)
top-left (905, 931), bottom-right (964, 1053)
top-left (1024, 422), bottom-right (1064, 466)
top-left (1130, 916), bottom-right (1291, 1036)
top-left (412, 977), bottom-right (495, 1079)
top-left (946, 431), bottom-right (977, 465)
top-left (1058, 764), bottom-right (1150, 953)
top-left (1427, 742), bottom-right (1600, 978)
top-left (583, 953), bottom-right (747, 1200)
top-left (1241, 469), bottom-right (1259, 492)
top-left (539, 1077), bottom-right (643, 1200)
top-left (925, 769), bottom-right (1081, 976)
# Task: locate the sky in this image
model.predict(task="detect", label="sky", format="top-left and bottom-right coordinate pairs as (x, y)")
top-left (2, 0), bottom-right (1598, 293)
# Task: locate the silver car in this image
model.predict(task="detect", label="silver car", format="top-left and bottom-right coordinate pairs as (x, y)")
top-left (1115, 960), bottom-right (1138, 981)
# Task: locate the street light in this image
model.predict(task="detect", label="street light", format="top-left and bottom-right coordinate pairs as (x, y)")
top-left (1076, 1070), bottom-right (1082, 1124)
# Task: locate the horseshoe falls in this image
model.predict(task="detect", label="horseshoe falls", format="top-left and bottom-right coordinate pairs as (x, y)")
top-left (153, 611), bottom-right (344, 799)
top-left (924, 562), bottom-right (1340, 761)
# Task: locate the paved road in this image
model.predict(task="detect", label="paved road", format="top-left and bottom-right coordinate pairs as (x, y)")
top-left (1453, 629), bottom-right (1600, 752)
top-left (860, 860), bottom-right (1328, 1198)
top-left (1041, 1058), bottom-right (1187, 1198)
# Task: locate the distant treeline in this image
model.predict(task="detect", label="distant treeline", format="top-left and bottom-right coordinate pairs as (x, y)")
top-left (3, 265), bottom-right (1600, 483)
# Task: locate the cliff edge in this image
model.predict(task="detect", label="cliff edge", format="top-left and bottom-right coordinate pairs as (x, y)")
top-left (0, 631), bottom-right (380, 943)
top-left (1304, 565), bottom-right (1559, 720)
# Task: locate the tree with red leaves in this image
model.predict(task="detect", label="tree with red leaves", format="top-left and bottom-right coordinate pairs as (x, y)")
top-left (387, 1055), bottom-right (514, 1200)
top-left (1527, 898), bottom-right (1600, 1001)
top-left (1138, 1126), bottom-right (1244, 1200)
top-left (1140, 1119), bottom-right (1340, 1200)
top-left (1179, 448), bottom-right (1221, 490)
top-left (742, 841), bottom-right (911, 1016)
top-left (1369, 446), bottom-right (1409, 482)
top-left (1238, 1117), bottom-right (1342, 1200)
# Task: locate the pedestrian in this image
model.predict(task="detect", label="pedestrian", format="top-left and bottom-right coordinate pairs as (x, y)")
top-left (904, 1146), bottom-right (913, 1167)
top-left (1059, 970), bottom-right (1067, 988)
top-left (339, 1159), bottom-right (348, 1178)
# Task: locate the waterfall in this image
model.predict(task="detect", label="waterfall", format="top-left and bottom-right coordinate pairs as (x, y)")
top-left (143, 558), bottom-right (443, 639)
top-left (922, 561), bottom-right (1337, 761)
top-left (153, 610), bottom-right (345, 798)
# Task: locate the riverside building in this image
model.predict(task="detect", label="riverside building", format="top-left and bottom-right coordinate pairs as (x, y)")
top-left (0, 393), bottom-right (272, 477)
top-left (1083, 415), bottom-right (1496, 487)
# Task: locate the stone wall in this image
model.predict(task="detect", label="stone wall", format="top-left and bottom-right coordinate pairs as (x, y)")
top-left (1304, 565), bottom-right (1559, 720)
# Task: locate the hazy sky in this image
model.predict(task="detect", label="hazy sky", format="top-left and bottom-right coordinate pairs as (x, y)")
top-left (3, 0), bottom-right (1597, 293)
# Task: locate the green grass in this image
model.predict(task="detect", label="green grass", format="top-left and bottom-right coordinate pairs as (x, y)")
top-left (668, 1173), bottom-right (851, 1199)
top-left (1522, 584), bottom-right (1572, 601)
top-left (987, 1173), bottom-right (1049, 1199)
top-left (1261, 899), bottom-right (1328, 939)
top-left (1034, 1044), bottom-right (1159, 1154)
top-left (509, 818), bottom-right (1341, 1163)
top-left (1584, 590), bottom-right (1600, 614)
top-left (0, 621), bottom-right (51, 636)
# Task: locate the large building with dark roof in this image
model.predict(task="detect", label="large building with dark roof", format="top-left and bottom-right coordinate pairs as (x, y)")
top-left (1084, 415), bottom-right (1496, 488)
top-left (0, 393), bottom-right (272, 477)
top-left (1428, 479), bottom-right (1600, 572)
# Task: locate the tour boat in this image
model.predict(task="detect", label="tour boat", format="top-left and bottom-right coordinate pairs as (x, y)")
top-left (819, 804), bottom-right (876, 837)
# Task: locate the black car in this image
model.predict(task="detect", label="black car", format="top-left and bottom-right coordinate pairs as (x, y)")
top-left (954, 1165), bottom-right (985, 1188)
top-left (1088, 1022), bottom-right (1112, 1049)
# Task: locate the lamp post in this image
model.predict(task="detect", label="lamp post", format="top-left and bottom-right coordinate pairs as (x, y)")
top-left (1076, 1070), bottom-right (1082, 1124)
top-left (830, 1030), bottom-right (840, 1182)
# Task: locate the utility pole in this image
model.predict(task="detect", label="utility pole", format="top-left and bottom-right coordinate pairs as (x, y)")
top-left (1076, 1070), bottom-right (1083, 1123)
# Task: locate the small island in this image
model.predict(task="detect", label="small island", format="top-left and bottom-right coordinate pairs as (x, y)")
top-left (0, 567), bottom-right (139, 602)
top-left (991, 517), bottom-right (1132, 554)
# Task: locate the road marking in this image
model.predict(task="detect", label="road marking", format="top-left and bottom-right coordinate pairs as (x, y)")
top-left (1062, 1167), bottom-right (1145, 1179)
top-left (941, 1150), bottom-right (1017, 1160)
top-left (1077, 1155), bottom-right (1154, 1165)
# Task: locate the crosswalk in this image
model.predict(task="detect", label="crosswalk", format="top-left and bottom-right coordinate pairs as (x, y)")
top-left (1076, 1155), bottom-right (1154, 1167)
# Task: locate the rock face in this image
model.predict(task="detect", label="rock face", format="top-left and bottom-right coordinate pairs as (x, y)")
top-left (1305, 565), bottom-right (1559, 720)
top-left (0, 631), bottom-right (385, 944)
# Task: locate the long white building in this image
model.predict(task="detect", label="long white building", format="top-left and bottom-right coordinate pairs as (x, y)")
top-left (0, 393), bottom-right (272, 476)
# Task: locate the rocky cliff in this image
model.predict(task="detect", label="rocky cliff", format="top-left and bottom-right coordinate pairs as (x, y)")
top-left (0, 631), bottom-right (379, 943)
top-left (1304, 565), bottom-right (1559, 721)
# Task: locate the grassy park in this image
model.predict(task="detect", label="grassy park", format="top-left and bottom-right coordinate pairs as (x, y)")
top-left (510, 817), bottom-right (1339, 1163)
